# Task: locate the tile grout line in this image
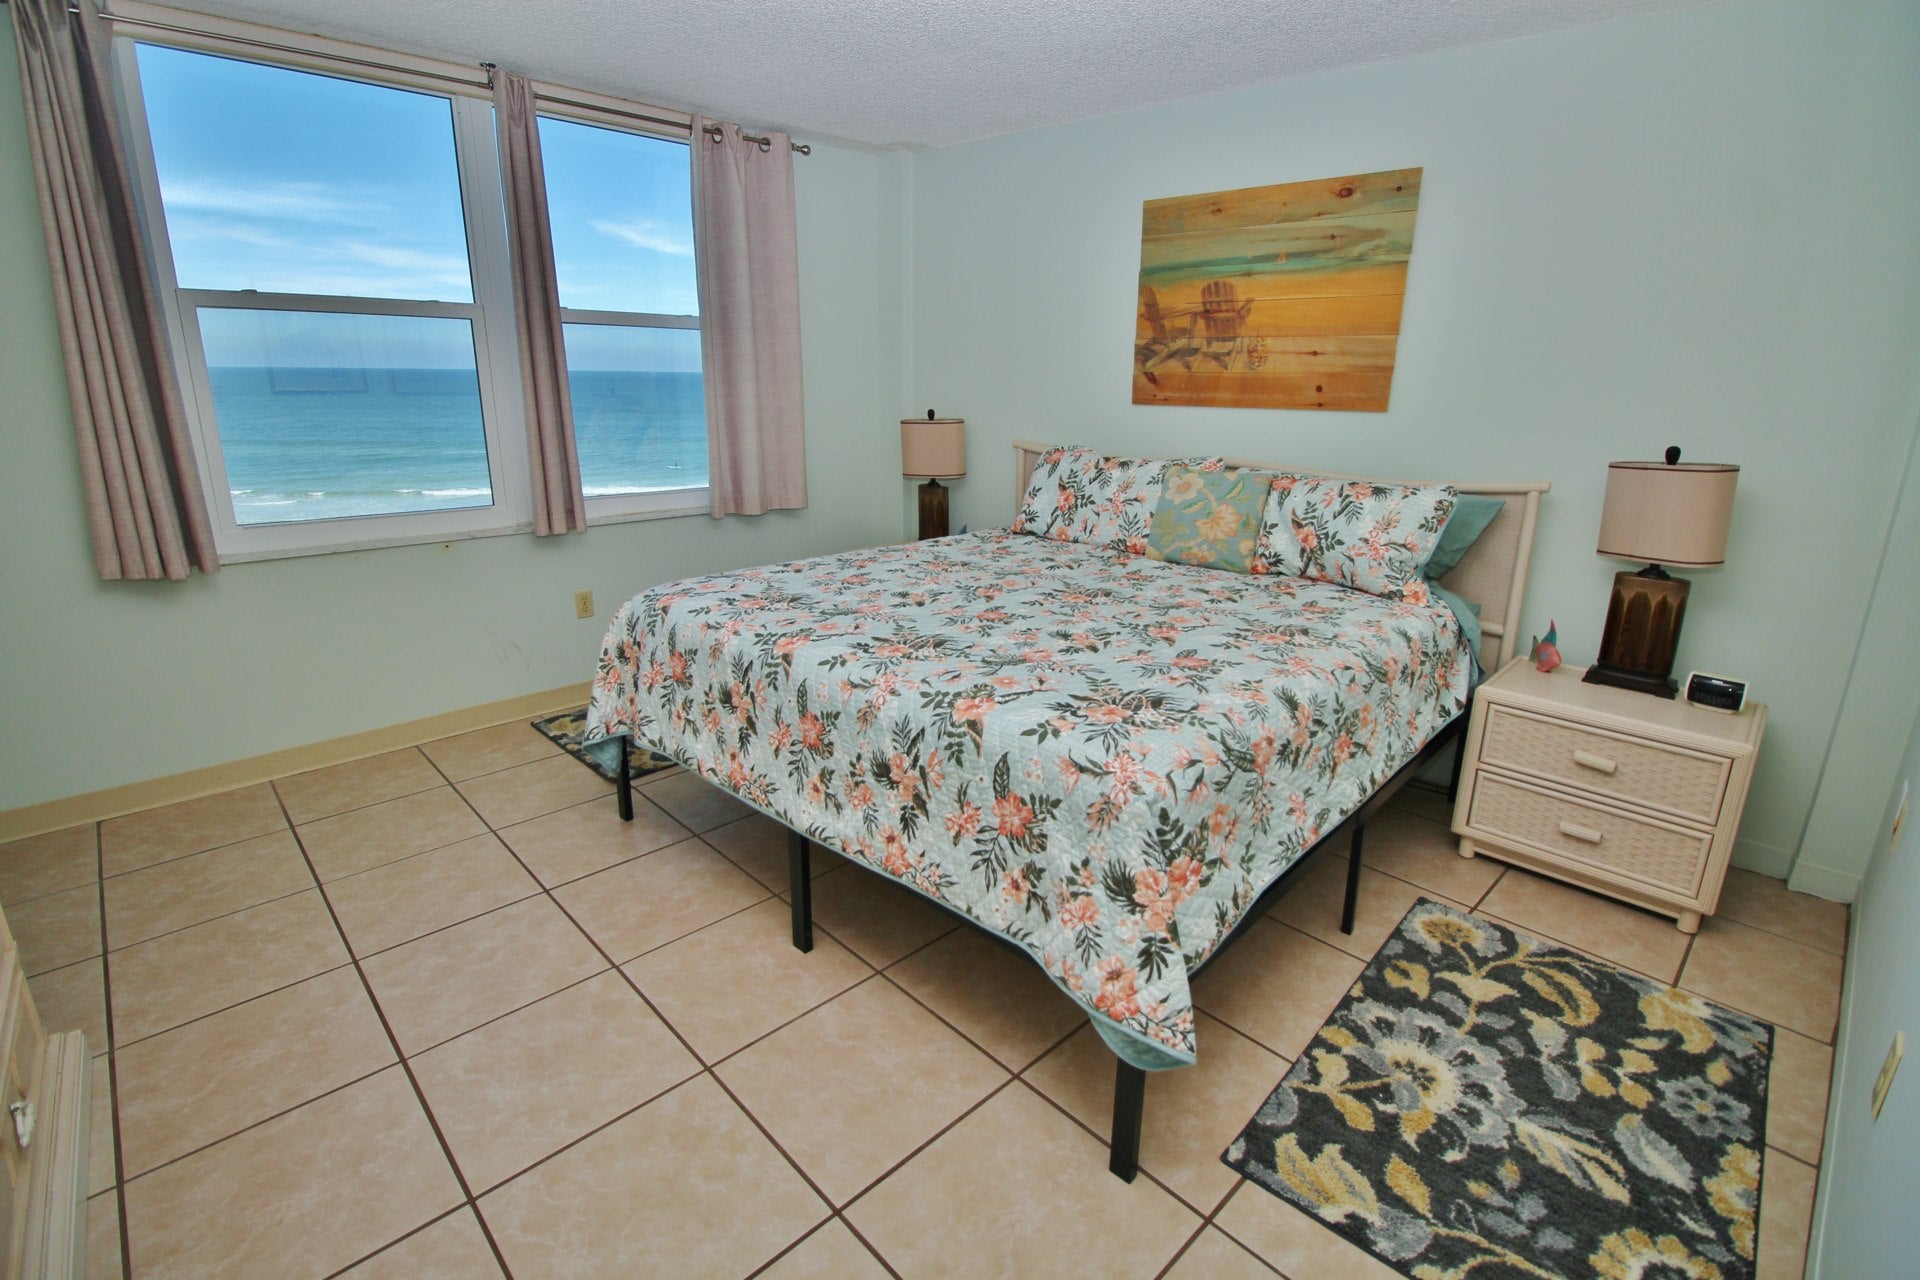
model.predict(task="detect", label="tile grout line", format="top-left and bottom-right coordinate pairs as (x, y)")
top-left (429, 769), bottom-right (799, 1267)
top-left (317, 1203), bottom-right (477, 1280)
top-left (98, 881), bottom-right (323, 965)
top-left (1150, 1220), bottom-right (1218, 1280)
top-left (72, 762), bottom-right (1836, 1279)
top-left (1208, 1181), bottom-right (1287, 1274)
top-left (737, 1215), bottom-right (904, 1280)
top-left (104, 955), bottom-right (357, 1054)
top-left (830, 1072), bottom-right (1028, 1217)
top-left (494, 794), bottom-right (1038, 1279)
top-left (117, 1060), bottom-right (394, 1185)
top-left (1000, 1072), bottom-right (1201, 1217)
top-left (307, 774), bottom-right (712, 1272)
top-left (95, 816), bottom-right (288, 884)
top-left (508, 784), bottom-right (949, 1261)
top-left (91, 819), bottom-right (136, 1280)
top-left (273, 771), bottom-right (523, 1280)
top-left (873, 957), bottom-right (1078, 1074)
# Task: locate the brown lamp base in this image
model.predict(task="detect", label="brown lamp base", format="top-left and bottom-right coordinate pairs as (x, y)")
top-left (1582, 662), bottom-right (1680, 699)
top-left (1582, 566), bottom-right (1688, 699)
top-left (917, 478), bottom-right (949, 540)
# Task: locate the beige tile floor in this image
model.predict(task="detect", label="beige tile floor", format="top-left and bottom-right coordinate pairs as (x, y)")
top-left (2, 722), bottom-right (1847, 1279)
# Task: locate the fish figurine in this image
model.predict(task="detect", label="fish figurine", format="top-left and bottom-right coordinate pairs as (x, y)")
top-left (1535, 619), bottom-right (1562, 673)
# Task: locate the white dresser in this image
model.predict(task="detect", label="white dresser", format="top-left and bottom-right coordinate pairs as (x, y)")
top-left (1452, 659), bottom-right (1766, 932)
top-left (0, 907), bottom-right (89, 1278)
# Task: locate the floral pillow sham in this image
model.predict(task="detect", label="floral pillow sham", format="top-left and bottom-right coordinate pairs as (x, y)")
top-left (1256, 473), bottom-right (1457, 600)
top-left (1013, 447), bottom-right (1224, 555)
top-left (1145, 466), bottom-right (1273, 574)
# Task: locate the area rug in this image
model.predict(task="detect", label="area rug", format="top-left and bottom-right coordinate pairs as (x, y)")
top-left (531, 708), bottom-right (676, 783)
top-left (1224, 900), bottom-right (1773, 1280)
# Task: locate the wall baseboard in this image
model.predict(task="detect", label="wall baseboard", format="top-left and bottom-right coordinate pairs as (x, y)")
top-left (1786, 858), bottom-right (1863, 905)
top-left (0, 683), bottom-right (591, 844)
top-left (1732, 836), bottom-right (1797, 881)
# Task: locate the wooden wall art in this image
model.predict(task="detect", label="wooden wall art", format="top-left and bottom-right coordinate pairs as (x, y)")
top-left (1134, 168), bottom-right (1421, 412)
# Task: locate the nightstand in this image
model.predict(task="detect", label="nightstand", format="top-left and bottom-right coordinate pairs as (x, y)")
top-left (1452, 658), bottom-right (1766, 933)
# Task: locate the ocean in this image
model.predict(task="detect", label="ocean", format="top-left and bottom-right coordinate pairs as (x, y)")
top-left (209, 366), bottom-right (708, 526)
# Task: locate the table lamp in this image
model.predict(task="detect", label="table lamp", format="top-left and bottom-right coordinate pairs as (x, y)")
top-left (901, 412), bottom-right (966, 540)
top-left (1583, 446), bottom-right (1739, 698)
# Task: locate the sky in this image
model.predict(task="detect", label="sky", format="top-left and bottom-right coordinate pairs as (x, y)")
top-left (135, 43), bottom-right (700, 372)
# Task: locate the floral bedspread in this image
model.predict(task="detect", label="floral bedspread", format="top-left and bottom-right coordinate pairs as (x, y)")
top-left (585, 530), bottom-right (1471, 1069)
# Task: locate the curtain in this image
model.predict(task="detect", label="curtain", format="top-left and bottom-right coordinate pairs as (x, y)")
top-left (691, 116), bottom-right (807, 517)
top-left (493, 71), bottom-right (586, 535)
top-left (11, 0), bottom-right (218, 579)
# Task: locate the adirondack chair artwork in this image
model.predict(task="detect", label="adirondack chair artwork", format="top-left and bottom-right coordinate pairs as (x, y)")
top-left (1135, 280), bottom-right (1262, 383)
top-left (1133, 168), bottom-right (1422, 412)
top-left (1133, 284), bottom-right (1188, 384)
top-left (1195, 280), bottom-right (1255, 370)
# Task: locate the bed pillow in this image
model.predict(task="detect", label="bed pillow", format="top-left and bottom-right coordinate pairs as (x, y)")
top-left (1145, 466), bottom-right (1272, 573)
top-left (1256, 473), bottom-right (1457, 598)
top-left (1013, 447), bottom-right (1224, 554)
top-left (1422, 493), bottom-right (1506, 581)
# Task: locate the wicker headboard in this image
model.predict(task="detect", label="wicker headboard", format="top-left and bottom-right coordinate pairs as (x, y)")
top-left (1012, 441), bottom-right (1549, 672)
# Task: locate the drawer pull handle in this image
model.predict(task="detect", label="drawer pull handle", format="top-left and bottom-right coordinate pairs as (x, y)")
top-left (1572, 750), bottom-right (1618, 775)
top-left (1559, 820), bottom-right (1604, 844)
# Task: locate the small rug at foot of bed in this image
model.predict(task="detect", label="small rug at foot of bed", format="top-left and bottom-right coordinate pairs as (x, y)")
top-left (1224, 899), bottom-right (1772, 1280)
top-left (531, 708), bottom-right (676, 783)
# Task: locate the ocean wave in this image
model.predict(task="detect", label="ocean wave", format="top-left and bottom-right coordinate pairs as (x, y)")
top-left (420, 487), bottom-right (492, 497)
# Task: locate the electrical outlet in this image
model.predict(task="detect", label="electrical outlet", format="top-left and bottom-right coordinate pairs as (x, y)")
top-left (1872, 1032), bottom-right (1904, 1119)
top-left (573, 590), bottom-right (594, 620)
top-left (1893, 782), bottom-right (1910, 845)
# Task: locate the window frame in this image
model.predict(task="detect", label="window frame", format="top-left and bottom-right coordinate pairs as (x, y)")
top-left (107, 12), bottom-right (710, 561)
top-left (534, 105), bottom-right (710, 526)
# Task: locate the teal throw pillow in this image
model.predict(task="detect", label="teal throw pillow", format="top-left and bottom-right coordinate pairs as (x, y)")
top-left (1146, 466), bottom-right (1270, 574)
top-left (1423, 494), bottom-right (1506, 580)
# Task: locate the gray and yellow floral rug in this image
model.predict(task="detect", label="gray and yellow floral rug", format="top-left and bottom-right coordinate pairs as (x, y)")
top-left (531, 708), bottom-right (675, 783)
top-left (1224, 900), bottom-right (1771, 1280)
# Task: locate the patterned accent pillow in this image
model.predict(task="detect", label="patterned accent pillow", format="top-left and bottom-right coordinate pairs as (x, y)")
top-left (1255, 472), bottom-right (1457, 599)
top-left (1145, 466), bottom-right (1271, 574)
top-left (1013, 447), bottom-right (1225, 555)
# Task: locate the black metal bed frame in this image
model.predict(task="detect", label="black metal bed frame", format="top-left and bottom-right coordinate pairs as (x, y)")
top-left (615, 713), bottom-right (1467, 1183)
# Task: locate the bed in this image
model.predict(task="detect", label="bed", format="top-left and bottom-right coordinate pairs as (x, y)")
top-left (586, 441), bottom-right (1546, 1180)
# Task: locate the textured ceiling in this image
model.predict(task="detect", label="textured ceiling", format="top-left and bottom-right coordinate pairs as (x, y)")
top-left (144, 0), bottom-right (1702, 148)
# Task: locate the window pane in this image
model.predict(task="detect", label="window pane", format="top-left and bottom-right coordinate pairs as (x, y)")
top-left (198, 309), bottom-right (492, 525)
top-left (136, 44), bottom-right (474, 302)
top-left (538, 117), bottom-right (696, 315)
top-left (564, 324), bottom-right (707, 495)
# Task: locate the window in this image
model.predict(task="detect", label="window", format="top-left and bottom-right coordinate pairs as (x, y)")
top-left (115, 35), bottom-right (705, 558)
top-left (538, 116), bottom-right (707, 504)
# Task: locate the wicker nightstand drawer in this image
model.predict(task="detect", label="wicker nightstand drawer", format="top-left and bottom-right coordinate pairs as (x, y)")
top-left (1465, 773), bottom-right (1712, 896)
top-left (1479, 705), bottom-right (1731, 824)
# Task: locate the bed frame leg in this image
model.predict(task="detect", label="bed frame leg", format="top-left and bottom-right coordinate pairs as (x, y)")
top-left (1341, 821), bottom-right (1365, 935)
top-left (616, 736), bottom-right (634, 822)
top-left (1446, 732), bottom-right (1468, 805)
top-left (1109, 1059), bottom-right (1145, 1182)
top-left (787, 829), bottom-right (814, 953)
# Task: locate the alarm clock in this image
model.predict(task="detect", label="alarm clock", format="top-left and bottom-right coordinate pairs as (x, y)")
top-left (1684, 671), bottom-right (1749, 713)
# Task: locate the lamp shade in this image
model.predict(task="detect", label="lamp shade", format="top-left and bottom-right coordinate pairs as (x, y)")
top-left (901, 417), bottom-right (966, 479)
top-left (1596, 460), bottom-right (1739, 568)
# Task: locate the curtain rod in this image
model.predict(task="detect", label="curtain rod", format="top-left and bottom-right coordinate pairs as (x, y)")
top-left (702, 123), bottom-right (811, 156)
top-left (105, 9), bottom-right (490, 91)
top-left (79, 5), bottom-right (789, 149)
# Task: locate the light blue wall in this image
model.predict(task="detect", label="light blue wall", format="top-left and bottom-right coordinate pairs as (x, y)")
top-left (1807, 704), bottom-right (1920, 1275)
top-left (0, 20), bottom-right (909, 811)
top-left (6, 0), bottom-right (1920, 897)
top-left (903, 0), bottom-right (1920, 883)
top-left (1793, 408), bottom-right (1920, 899)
